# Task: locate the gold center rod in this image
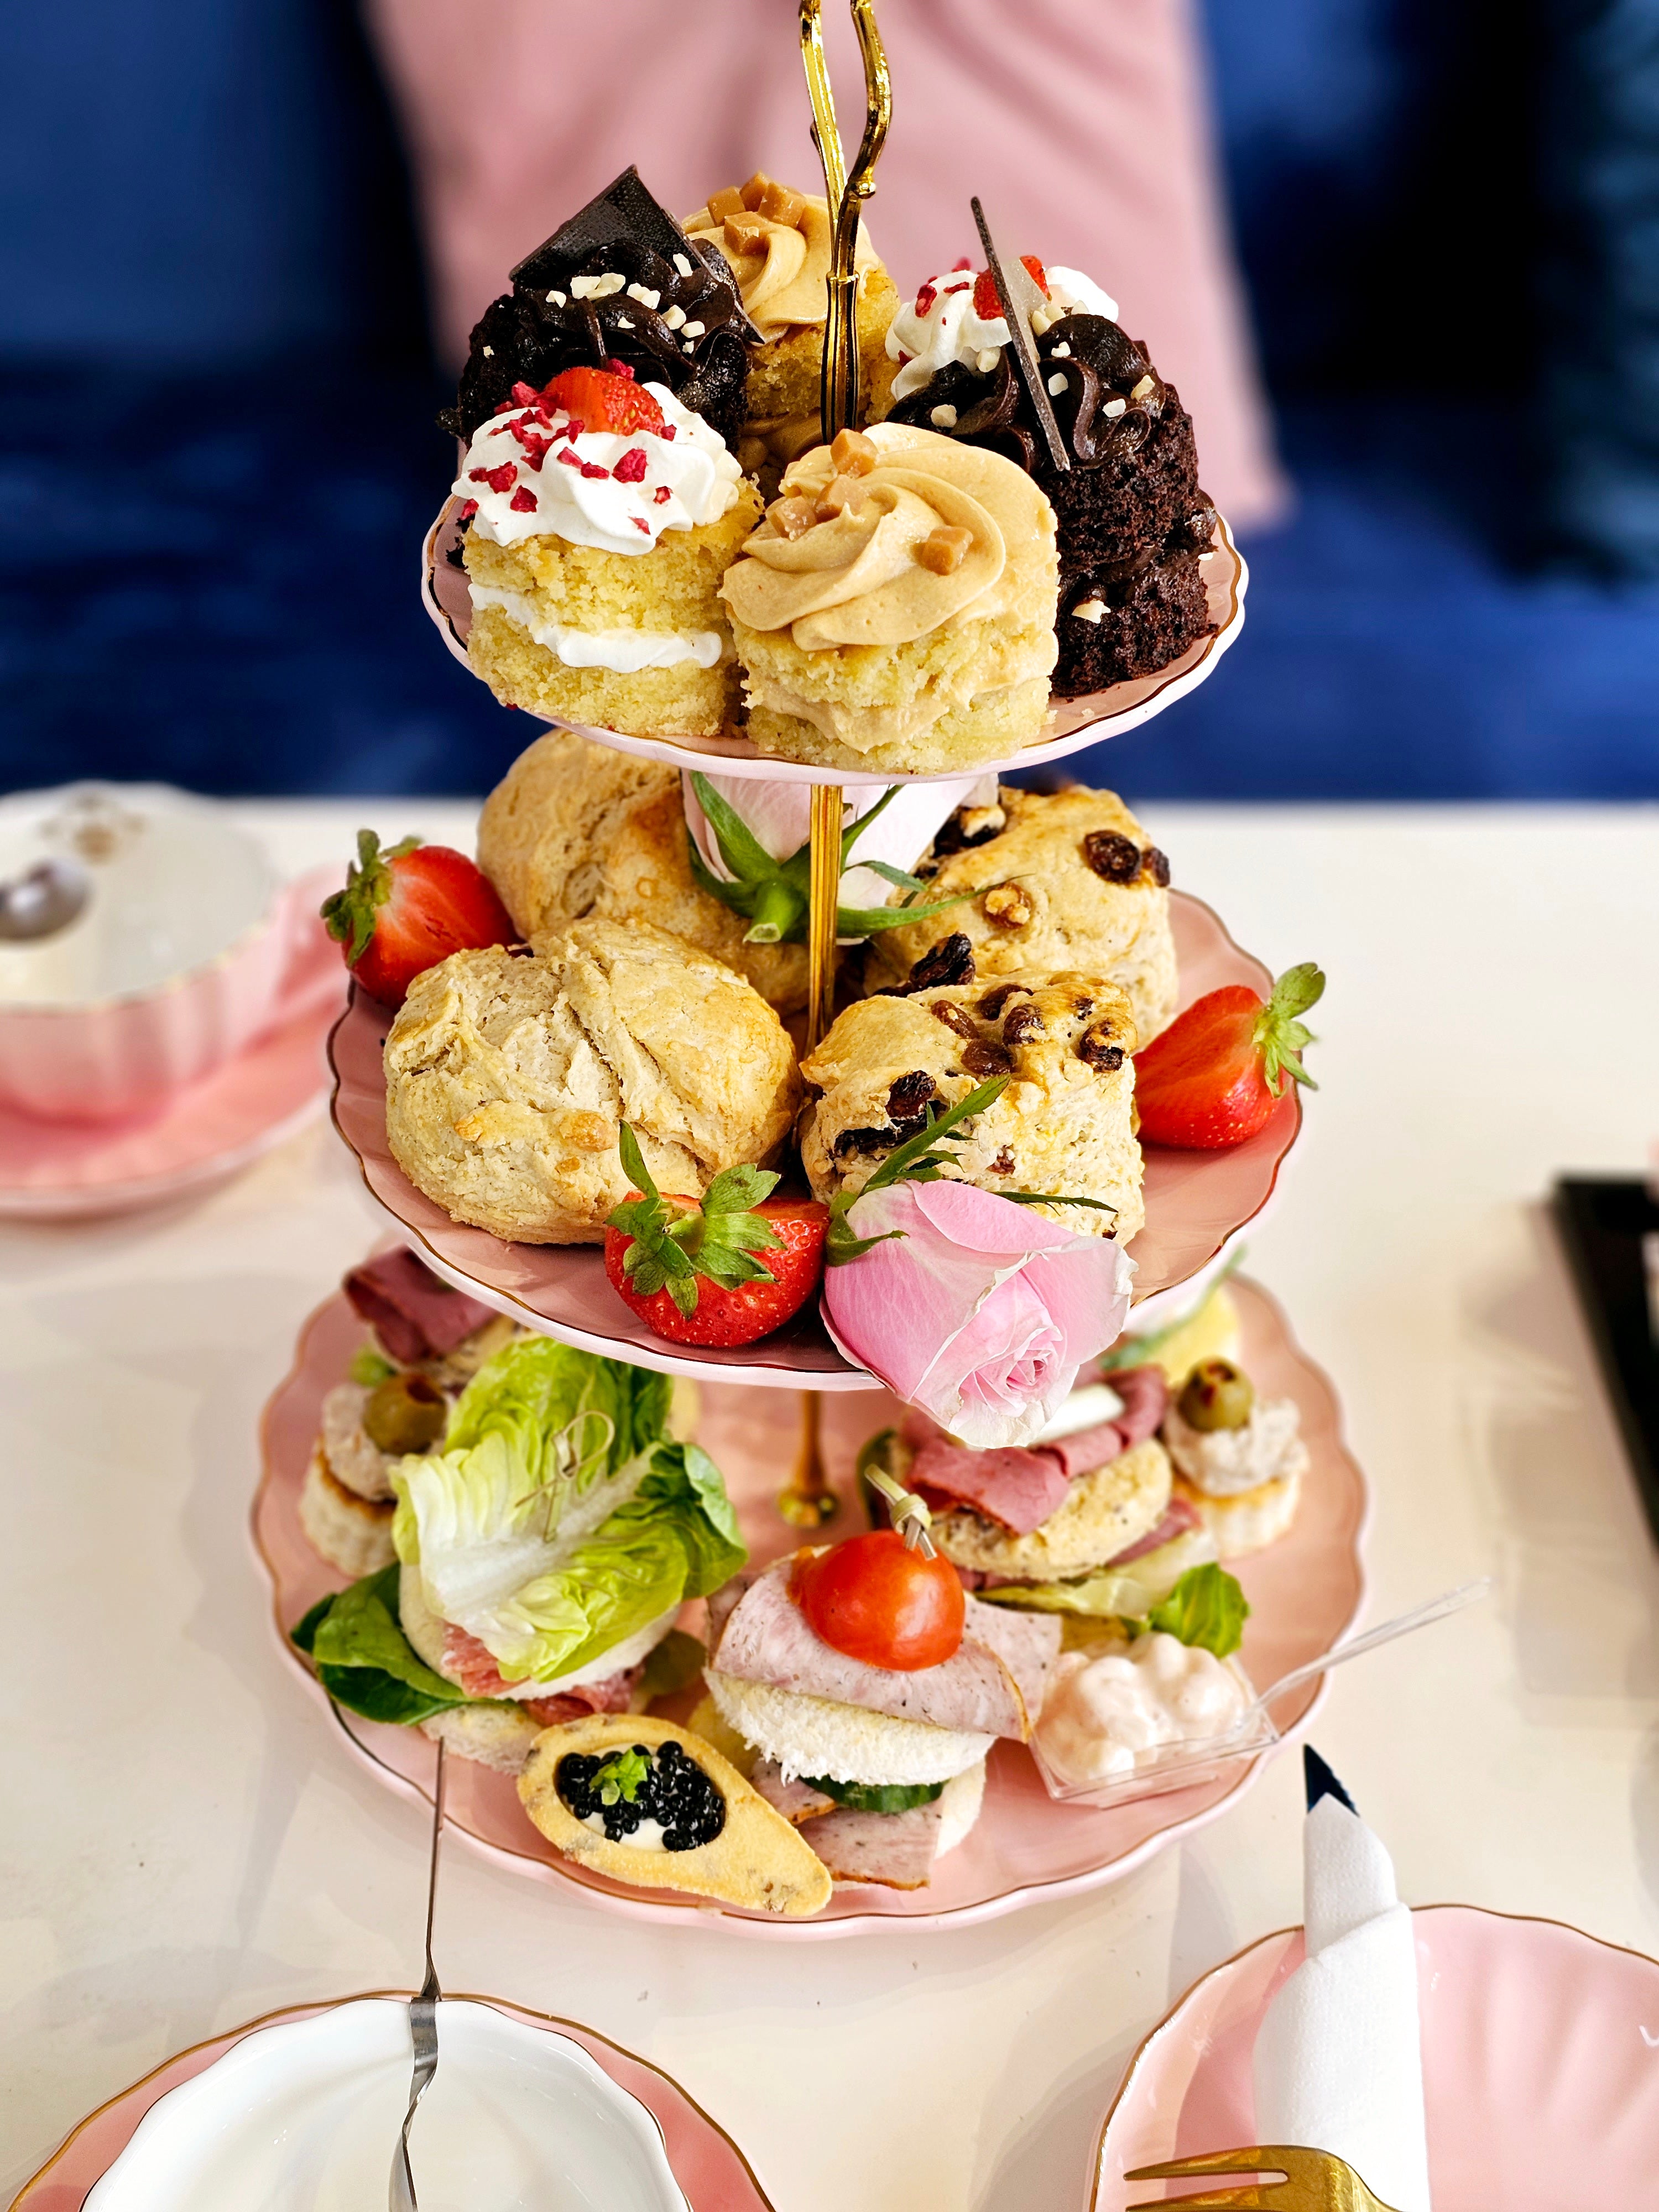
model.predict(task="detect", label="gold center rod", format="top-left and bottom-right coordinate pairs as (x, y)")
top-left (805, 781), bottom-right (843, 1052)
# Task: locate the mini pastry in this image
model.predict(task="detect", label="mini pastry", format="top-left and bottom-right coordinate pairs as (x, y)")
top-left (720, 422), bottom-right (1058, 775)
top-left (457, 365), bottom-right (762, 738)
top-left (442, 165), bottom-right (756, 448)
top-left (884, 259), bottom-right (1217, 696)
top-left (682, 173), bottom-right (899, 489)
top-left (799, 950), bottom-right (1144, 1242)
top-left (864, 782), bottom-right (1177, 1042)
top-left (1162, 1357), bottom-right (1308, 1554)
top-left (383, 919), bottom-right (800, 1245)
top-left (519, 1713), bottom-right (833, 1915)
top-left (476, 731), bottom-right (807, 1016)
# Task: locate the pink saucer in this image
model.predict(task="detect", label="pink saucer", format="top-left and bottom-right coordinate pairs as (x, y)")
top-left (328, 889), bottom-right (1300, 1388)
top-left (8, 1991), bottom-right (775, 2211)
top-left (0, 874), bottom-right (346, 1222)
top-left (254, 1272), bottom-right (1366, 1938)
top-left (1090, 1904), bottom-right (1659, 2209)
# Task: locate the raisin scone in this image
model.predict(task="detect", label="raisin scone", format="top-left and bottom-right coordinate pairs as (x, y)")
top-left (799, 949), bottom-right (1143, 1242)
top-left (863, 784), bottom-right (1177, 1042)
top-left (384, 919), bottom-right (800, 1244)
top-left (477, 731), bottom-right (807, 1016)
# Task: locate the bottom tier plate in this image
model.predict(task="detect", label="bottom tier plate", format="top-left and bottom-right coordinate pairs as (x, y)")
top-left (10, 1994), bottom-right (774, 2211)
top-left (254, 1272), bottom-right (1368, 1937)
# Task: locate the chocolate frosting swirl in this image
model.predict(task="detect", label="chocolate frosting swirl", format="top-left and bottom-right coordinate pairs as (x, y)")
top-left (889, 315), bottom-right (1162, 473)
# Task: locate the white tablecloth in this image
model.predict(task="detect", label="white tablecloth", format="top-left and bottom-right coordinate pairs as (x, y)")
top-left (4, 799), bottom-right (1658, 2210)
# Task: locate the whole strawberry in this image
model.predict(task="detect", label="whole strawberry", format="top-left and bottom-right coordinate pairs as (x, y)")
top-left (321, 831), bottom-right (516, 1008)
top-left (604, 1127), bottom-right (828, 1348)
top-left (1135, 962), bottom-right (1326, 1150)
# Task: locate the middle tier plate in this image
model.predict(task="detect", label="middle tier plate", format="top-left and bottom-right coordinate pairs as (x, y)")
top-left (328, 889), bottom-right (1300, 1389)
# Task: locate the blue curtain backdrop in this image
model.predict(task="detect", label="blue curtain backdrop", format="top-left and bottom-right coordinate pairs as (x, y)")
top-left (1, 0), bottom-right (1655, 799)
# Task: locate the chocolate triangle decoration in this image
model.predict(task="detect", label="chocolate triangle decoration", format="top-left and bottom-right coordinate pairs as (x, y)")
top-left (1303, 1745), bottom-right (1358, 1814)
top-left (512, 166), bottom-right (760, 342)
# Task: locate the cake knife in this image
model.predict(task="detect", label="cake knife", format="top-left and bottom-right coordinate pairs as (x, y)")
top-left (389, 1735), bottom-right (446, 2212)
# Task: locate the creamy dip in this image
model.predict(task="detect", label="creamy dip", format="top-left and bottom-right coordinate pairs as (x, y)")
top-left (583, 1812), bottom-right (668, 1850)
top-left (1036, 1634), bottom-right (1251, 1785)
top-left (1163, 1396), bottom-right (1305, 1498)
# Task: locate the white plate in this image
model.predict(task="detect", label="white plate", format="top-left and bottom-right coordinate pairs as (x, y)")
top-left (422, 503), bottom-right (1248, 788)
top-left (83, 1996), bottom-right (690, 2212)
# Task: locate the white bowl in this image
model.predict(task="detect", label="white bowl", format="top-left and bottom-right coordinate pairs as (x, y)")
top-left (82, 1996), bottom-right (691, 2211)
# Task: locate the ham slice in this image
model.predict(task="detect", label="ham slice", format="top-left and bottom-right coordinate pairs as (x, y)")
top-left (709, 1560), bottom-right (1048, 1739)
top-left (344, 1248), bottom-right (498, 1364)
top-left (441, 1623), bottom-right (636, 1711)
top-left (750, 1761), bottom-right (836, 1825)
top-left (1104, 1491), bottom-right (1201, 1566)
top-left (901, 1366), bottom-right (1171, 1535)
top-left (804, 1800), bottom-right (946, 1888)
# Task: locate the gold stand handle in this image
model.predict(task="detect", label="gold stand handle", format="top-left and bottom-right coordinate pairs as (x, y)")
top-left (799, 0), bottom-right (893, 441)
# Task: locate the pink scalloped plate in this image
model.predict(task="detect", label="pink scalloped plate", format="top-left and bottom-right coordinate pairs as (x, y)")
top-left (252, 1272), bottom-right (1366, 1938)
top-left (7, 1991), bottom-right (774, 2211)
top-left (1088, 1904), bottom-right (1659, 2209)
top-left (422, 499), bottom-right (1246, 789)
top-left (0, 877), bottom-right (346, 1223)
top-left (327, 889), bottom-right (1298, 1390)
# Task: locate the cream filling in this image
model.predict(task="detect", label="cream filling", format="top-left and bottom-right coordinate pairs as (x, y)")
top-left (471, 585), bottom-right (725, 673)
top-left (583, 1812), bottom-right (669, 1850)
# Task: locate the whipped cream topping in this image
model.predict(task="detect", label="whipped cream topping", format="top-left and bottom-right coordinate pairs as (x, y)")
top-left (887, 264), bottom-right (1121, 402)
top-left (1037, 1633), bottom-right (1251, 1785)
top-left (455, 380), bottom-right (740, 557)
top-left (468, 585), bottom-right (725, 674)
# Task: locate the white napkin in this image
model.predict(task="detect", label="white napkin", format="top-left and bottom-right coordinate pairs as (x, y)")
top-left (1252, 1768), bottom-right (1432, 2211)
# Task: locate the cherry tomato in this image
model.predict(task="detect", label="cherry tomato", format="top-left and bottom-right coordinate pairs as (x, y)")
top-left (794, 1531), bottom-right (966, 1672)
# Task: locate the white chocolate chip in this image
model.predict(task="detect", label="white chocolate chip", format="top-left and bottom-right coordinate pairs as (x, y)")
top-left (682, 320), bottom-right (705, 338)
top-left (571, 272), bottom-right (626, 300)
top-left (662, 304), bottom-right (686, 330)
top-left (1047, 373), bottom-right (1067, 394)
top-left (481, 345), bottom-right (493, 357)
top-left (930, 403), bottom-right (959, 429)
top-left (1030, 307), bottom-right (1056, 336)
top-left (1051, 341), bottom-right (1072, 357)
top-left (673, 252), bottom-right (694, 278)
top-left (1103, 397), bottom-right (1127, 418)
top-left (546, 290), bottom-right (567, 306)
top-left (626, 283), bottom-right (661, 308)
top-left (1072, 598), bottom-right (1107, 624)
top-left (974, 347), bottom-right (1002, 374)
top-left (1130, 373), bottom-right (1157, 400)
top-left (614, 315), bottom-right (634, 328)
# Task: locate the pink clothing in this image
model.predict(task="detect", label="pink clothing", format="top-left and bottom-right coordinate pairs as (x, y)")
top-left (367, 0), bottom-right (1284, 524)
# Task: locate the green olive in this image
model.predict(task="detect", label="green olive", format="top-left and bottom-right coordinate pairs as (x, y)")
top-left (1177, 1358), bottom-right (1255, 1432)
top-left (362, 1370), bottom-right (448, 1455)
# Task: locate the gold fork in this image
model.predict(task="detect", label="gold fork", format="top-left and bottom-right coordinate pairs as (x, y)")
top-left (1124, 2145), bottom-right (1402, 2211)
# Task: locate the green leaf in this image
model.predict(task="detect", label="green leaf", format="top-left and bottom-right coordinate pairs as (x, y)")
top-left (318, 830), bottom-right (420, 966)
top-left (1254, 961), bottom-right (1326, 1095)
top-left (801, 1775), bottom-right (946, 1814)
top-left (296, 1565), bottom-right (469, 1725)
top-left (977, 1530), bottom-right (1218, 1621)
top-left (349, 1345), bottom-right (399, 1389)
top-left (617, 1123), bottom-right (659, 1203)
top-left (594, 1746), bottom-right (652, 1806)
top-left (998, 1190), bottom-right (1119, 1214)
top-left (689, 773), bottom-right (782, 886)
top-left (1142, 1563), bottom-right (1250, 1658)
top-left (859, 1077), bottom-right (1009, 1196)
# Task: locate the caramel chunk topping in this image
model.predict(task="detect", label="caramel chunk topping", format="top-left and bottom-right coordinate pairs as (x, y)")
top-left (815, 472), bottom-right (870, 520)
top-left (766, 495), bottom-right (817, 541)
top-left (915, 524), bottom-right (974, 575)
top-left (830, 427), bottom-right (879, 476)
top-left (706, 184), bottom-right (746, 223)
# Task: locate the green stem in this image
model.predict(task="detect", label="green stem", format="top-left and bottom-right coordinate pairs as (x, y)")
top-left (743, 880), bottom-right (804, 944)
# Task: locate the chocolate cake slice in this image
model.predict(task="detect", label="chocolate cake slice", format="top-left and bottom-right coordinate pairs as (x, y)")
top-left (887, 307), bottom-right (1217, 696)
top-left (440, 166), bottom-right (757, 447)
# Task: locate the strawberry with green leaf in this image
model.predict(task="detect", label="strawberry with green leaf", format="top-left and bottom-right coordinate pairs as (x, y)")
top-left (603, 1127), bottom-right (829, 1347)
top-left (1135, 961), bottom-right (1326, 1150)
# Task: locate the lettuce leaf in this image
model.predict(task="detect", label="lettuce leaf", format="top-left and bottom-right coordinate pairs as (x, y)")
top-left (443, 1336), bottom-right (670, 1493)
top-left (1141, 1563), bottom-right (1250, 1658)
top-left (977, 1528), bottom-right (1218, 1621)
top-left (290, 1566), bottom-right (466, 1726)
top-left (484, 1442), bottom-right (745, 1683)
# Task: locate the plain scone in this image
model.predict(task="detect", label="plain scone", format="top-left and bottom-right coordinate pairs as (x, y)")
top-left (799, 969), bottom-right (1144, 1243)
top-left (384, 919), bottom-right (801, 1244)
top-left (476, 731), bottom-right (807, 1017)
top-left (864, 785), bottom-right (1178, 1043)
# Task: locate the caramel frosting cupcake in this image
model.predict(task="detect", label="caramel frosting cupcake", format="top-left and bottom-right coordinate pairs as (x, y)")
top-left (719, 421), bottom-right (1058, 775)
top-left (684, 173), bottom-right (899, 489)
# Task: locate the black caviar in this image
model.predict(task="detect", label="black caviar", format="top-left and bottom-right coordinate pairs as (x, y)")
top-left (556, 1741), bottom-right (725, 1853)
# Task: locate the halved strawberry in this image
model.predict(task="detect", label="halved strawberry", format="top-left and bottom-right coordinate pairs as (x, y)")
top-left (320, 831), bottom-right (517, 1008)
top-left (972, 255), bottom-right (1048, 322)
top-left (539, 366), bottom-right (666, 438)
top-left (1134, 963), bottom-right (1325, 1150)
top-left (604, 1129), bottom-right (827, 1347)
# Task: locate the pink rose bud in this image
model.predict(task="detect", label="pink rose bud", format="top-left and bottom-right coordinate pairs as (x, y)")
top-left (821, 1179), bottom-right (1133, 1448)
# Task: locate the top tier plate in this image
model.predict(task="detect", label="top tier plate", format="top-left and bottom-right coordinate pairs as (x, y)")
top-left (421, 498), bottom-right (1247, 787)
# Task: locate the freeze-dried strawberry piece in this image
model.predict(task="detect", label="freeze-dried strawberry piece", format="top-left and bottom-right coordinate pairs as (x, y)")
top-left (971, 256), bottom-right (1048, 322)
top-left (612, 447), bottom-right (649, 483)
top-left (555, 446), bottom-right (583, 469)
top-left (602, 357), bottom-right (637, 379)
top-left (458, 499), bottom-right (479, 521)
top-left (631, 515), bottom-right (651, 533)
top-left (580, 461), bottom-right (609, 479)
top-left (914, 279), bottom-right (938, 316)
top-left (508, 419), bottom-right (554, 468)
top-left (540, 366), bottom-right (666, 437)
top-left (469, 461), bottom-right (517, 493)
top-left (510, 380), bottom-right (542, 406)
top-left (652, 484), bottom-right (672, 504)
top-left (509, 485), bottom-right (538, 513)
